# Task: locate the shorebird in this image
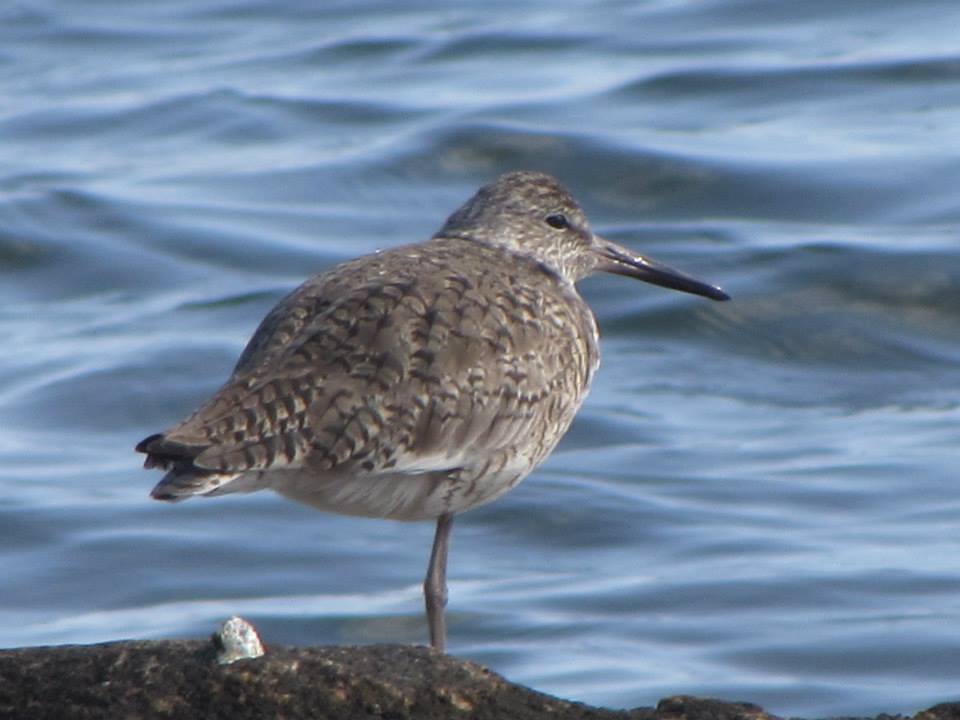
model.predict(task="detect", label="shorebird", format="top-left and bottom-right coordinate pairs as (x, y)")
top-left (137, 171), bottom-right (729, 652)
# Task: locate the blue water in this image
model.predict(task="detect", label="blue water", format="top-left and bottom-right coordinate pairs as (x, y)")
top-left (3, 1), bottom-right (960, 716)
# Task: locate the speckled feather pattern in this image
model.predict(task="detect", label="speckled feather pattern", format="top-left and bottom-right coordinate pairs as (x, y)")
top-left (139, 171), bottom-right (727, 523)
top-left (140, 174), bottom-right (604, 520)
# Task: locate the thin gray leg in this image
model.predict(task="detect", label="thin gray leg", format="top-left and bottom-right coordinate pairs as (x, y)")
top-left (424, 513), bottom-right (454, 652)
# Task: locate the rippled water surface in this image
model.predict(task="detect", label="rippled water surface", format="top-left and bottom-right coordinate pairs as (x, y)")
top-left (2, 1), bottom-right (960, 716)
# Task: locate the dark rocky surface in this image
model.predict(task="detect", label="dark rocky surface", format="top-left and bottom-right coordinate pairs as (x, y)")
top-left (0, 638), bottom-right (957, 720)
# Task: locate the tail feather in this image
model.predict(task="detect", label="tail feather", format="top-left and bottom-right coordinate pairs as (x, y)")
top-left (150, 467), bottom-right (234, 501)
top-left (136, 433), bottom-right (199, 465)
top-left (136, 432), bottom-right (233, 502)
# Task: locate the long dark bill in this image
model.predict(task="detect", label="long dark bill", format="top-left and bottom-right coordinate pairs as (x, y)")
top-left (596, 238), bottom-right (730, 302)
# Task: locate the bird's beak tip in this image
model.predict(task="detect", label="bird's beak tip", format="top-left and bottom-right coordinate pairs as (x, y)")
top-left (596, 239), bottom-right (729, 302)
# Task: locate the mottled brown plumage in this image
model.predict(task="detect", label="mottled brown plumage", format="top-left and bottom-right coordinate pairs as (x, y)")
top-left (137, 170), bottom-right (728, 651)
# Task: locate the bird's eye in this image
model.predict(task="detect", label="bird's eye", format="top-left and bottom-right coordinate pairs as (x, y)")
top-left (545, 213), bottom-right (569, 230)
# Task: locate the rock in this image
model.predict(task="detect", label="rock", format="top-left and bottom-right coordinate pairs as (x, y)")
top-left (0, 634), bottom-right (955, 720)
top-left (916, 704), bottom-right (960, 720)
top-left (654, 696), bottom-right (777, 720)
top-left (0, 639), bottom-right (633, 720)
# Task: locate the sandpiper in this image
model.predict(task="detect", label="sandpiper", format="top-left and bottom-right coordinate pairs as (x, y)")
top-left (137, 171), bottom-right (729, 652)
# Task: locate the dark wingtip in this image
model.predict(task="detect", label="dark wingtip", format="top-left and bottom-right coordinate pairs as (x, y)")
top-left (150, 487), bottom-right (180, 502)
top-left (136, 433), bottom-right (164, 454)
top-left (143, 455), bottom-right (169, 470)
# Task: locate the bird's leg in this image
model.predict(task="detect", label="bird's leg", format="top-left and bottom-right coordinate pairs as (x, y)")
top-left (424, 513), bottom-right (454, 652)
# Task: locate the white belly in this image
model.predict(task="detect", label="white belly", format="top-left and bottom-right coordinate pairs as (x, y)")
top-left (217, 460), bottom-right (532, 521)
